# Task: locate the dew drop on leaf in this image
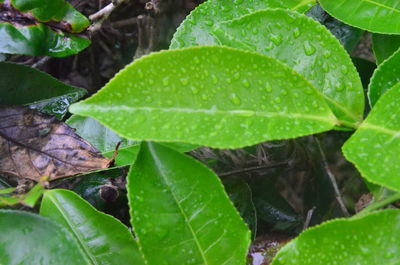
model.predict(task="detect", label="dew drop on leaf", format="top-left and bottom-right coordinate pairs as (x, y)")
top-left (303, 40), bottom-right (316, 56)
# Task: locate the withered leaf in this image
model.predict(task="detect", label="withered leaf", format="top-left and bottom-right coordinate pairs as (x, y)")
top-left (0, 105), bottom-right (111, 181)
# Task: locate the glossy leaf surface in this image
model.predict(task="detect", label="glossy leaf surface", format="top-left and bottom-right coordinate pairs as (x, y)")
top-left (0, 210), bottom-right (87, 265)
top-left (272, 210), bottom-right (400, 264)
top-left (212, 9), bottom-right (364, 125)
top-left (40, 189), bottom-right (145, 265)
top-left (368, 48), bottom-right (400, 106)
top-left (70, 47), bottom-right (337, 149)
top-left (170, 0), bottom-right (315, 49)
top-left (372, 34), bottom-right (400, 64)
top-left (343, 83), bottom-right (400, 192)
top-left (127, 142), bottom-right (251, 265)
top-left (0, 62), bottom-right (86, 119)
top-left (319, 0), bottom-right (400, 34)
top-left (0, 106), bottom-right (110, 181)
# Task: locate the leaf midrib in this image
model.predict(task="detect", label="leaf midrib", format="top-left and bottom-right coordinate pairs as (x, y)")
top-left (361, 0), bottom-right (400, 14)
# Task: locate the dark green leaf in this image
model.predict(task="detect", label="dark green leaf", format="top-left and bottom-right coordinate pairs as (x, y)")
top-left (368, 48), bottom-right (400, 107)
top-left (170, 0), bottom-right (316, 49)
top-left (127, 142), bottom-right (251, 265)
top-left (40, 189), bottom-right (145, 265)
top-left (272, 210), bottom-right (400, 264)
top-left (319, 0), bottom-right (400, 34)
top-left (0, 210), bottom-right (88, 265)
top-left (343, 82), bottom-right (400, 192)
top-left (211, 9), bottom-right (364, 126)
top-left (0, 62), bottom-right (86, 119)
top-left (372, 34), bottom-right (400, 64)
top-left (70, 47), bottom-right (337, 149)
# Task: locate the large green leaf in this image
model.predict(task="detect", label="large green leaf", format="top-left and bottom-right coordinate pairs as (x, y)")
top-left (127, 142), bottom-right (251, 265)
top-left (319, 0), bottom-right (400, 34)
top-left (368, 48), bottom-right (400, 107)
top-left (170, 0), bottom-right (316, 49)
top-left (271, 209), bottom-right (400, 264)
top-left (0, 210), bottom-right (88, 265)
top-left (343, 82), bottom-right (400, 192)
top-left (40, 189), bottom-right (146, 265)
top-left (70, 47), bottom-right (337, 149)
top-left (0, 0), bottom-right (90, 56)
top-left (372, 34), bottom-right (400, 64)
top-left (212, 9), bottom-right (364, 126)
top-left (0, 62), bottom-right (86, 119)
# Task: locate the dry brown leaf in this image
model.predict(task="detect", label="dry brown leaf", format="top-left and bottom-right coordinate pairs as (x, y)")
top-left (0, 105), bottom-right (111, 181)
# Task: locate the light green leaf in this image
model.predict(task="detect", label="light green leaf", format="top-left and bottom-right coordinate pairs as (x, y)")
top-left (70, 47), bottom-right (337, 149)
top-left (170, 0), bottom-right (316, 49)
top-left (212, 9), bottom-right (364, 126)
top-left (0, 210), bottom-right (88, 265)
top-left (368, 47), bottom-right (400, 107)
top-left (272, 209), bottom-right (400, 264)
top-left (372, 34), bottom-right (400, 64)
top-left (40, 189), bottom-right (146, 265)
top-left (127, 142), bottom-right (251, 265)
top-left (343, 82), bottom-right (400, 192)
top-left (0, 62), bottom-right (86, 119)
top-left (0, 182), bottom-right (45, 208)
top-left (319, 0), bottom-right (400, 34)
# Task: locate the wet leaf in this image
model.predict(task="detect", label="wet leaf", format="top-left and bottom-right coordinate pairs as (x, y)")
top-left (170, 0), bottom-right (316, 49)
top-left (211, 9), bottom-right (364, 126)
top-left (319, 0), bottom-right (400, 34)
top-left (70, 47), bottom-right (337, 149)
top-left (0, 0), bottom-right (90, 57)
top-left (343, 83), bottom-right (400, 192)
top-left (127, 142), bottom-right (251, 265)
top-left (0, 105), bottom-right (110, 181)
top-left (271, 210), bottom-right (400, 264)
top-left (372, 34), bottom-right (400, 64)
top-left (40, 189), bottom-right (145, 265)
top-left (0, 62), bottom-right (86, 119)
top-left (0, 210), bottom-right (88, 264)
top-left (368, 48), bottom-right (400, 107)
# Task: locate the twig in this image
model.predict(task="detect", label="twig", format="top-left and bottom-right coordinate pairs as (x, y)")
top-left (88, 0), bottom-right (129, 33)
top-left (356, 192), bottom-right (400, 217)
top-left (314, 136), bottom-right (350, 217)
top-left (218, 161), bottom-right (289, 178)
top-left (303, 206), bottom-right (316, 230)
top-left (32, 57), bottom-right (51, 68)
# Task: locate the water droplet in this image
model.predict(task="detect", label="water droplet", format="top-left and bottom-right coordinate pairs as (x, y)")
top-left (341, 65), bottom-right (349, 74)
top-left (229, 93), bottom-right (242, 105)
top-left (233, 72), bottom-right (240, 80)
top-left (293, 27), bottom-right (300, 38)
top-left (204, 19), bottom-right (213, 26)
top-left (270, 33), bottom-right (282, 46)
top-left (180, 78), bottom-right (189, 85)
top-left (234, 0), bottom-right (243, 4)
top-left (242, 80), bottom-right (250, 88)
top-left (303, 40), bottom-right (316, 56)
top-left (162, 77), bottom-right (169, 86)
top-left (190, 86), bottom-right (199, 94)
top-left (265, 83), bottom-right (272, 92)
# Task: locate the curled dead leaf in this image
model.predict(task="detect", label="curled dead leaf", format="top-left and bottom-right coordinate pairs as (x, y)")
top-left (0, 105), bottom-right (111, 181)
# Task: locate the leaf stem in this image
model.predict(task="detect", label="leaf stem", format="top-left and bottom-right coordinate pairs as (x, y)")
top-left (356, 192), bottom-right (400, 217)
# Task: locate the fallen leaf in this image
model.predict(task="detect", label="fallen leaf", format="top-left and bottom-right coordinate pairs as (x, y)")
top-left (0, 105), bottom-right (111, 181)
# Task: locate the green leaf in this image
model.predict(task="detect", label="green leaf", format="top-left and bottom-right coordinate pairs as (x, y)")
top-left (0, 62), bottom-right (86, 119)
top-left (170, 0), bottom-right (316, 49)
top-left (0, 210), bottom-right (88, 265)
top-left (368, 48), bottom-right (400, 107)
top-left (40, 189), bottom-right (146, 265)
top-left (319, 0), bottom-right (400, 34)
top-left (0, 0), bottom-right (90, 56)
top-left (0, 182), bottom-right (45, 208)
top-left (70, 47), bottom-right (337, 149)
top-left (372, 34), bottom-right (400, 64)
top-left (127, 142), bottom-right (251, 265)
top-left (271, 209), bottom-right (400, 264)
top-left (212, 9), bottom-right (364, 125)
top-left (343, 82), bottom-right (400, 192)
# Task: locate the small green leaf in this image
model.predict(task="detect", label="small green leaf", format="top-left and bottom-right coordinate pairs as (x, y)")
top-left (272, 209), bottom-right (400, 264)
top-left (0, 188), bottom-right (15, 195)
top-left (319, 0), bottom-right (400, 34)
top-left (170, 0), bottom-right (316, 49)
top-left (0, 62), bottom-right (86, 119)
top-left (70, 47), bottom-right (337, 149)
top-left (40, 189), bottom-right (146, 265)
top-left (127, 142), bottom-right (251, 265)
top-left (372, 34), bottom-right (400, 64)
top-left (212, 9), bottom-right (364, 125)
top-left (343, 82), bottom-right (400, 192)
top-left (368, 48), bottom-right (400, 107)
top-left (0, 182), bottom-right (45, 208)
top-left (0, 210), bottom-right (88, 265)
